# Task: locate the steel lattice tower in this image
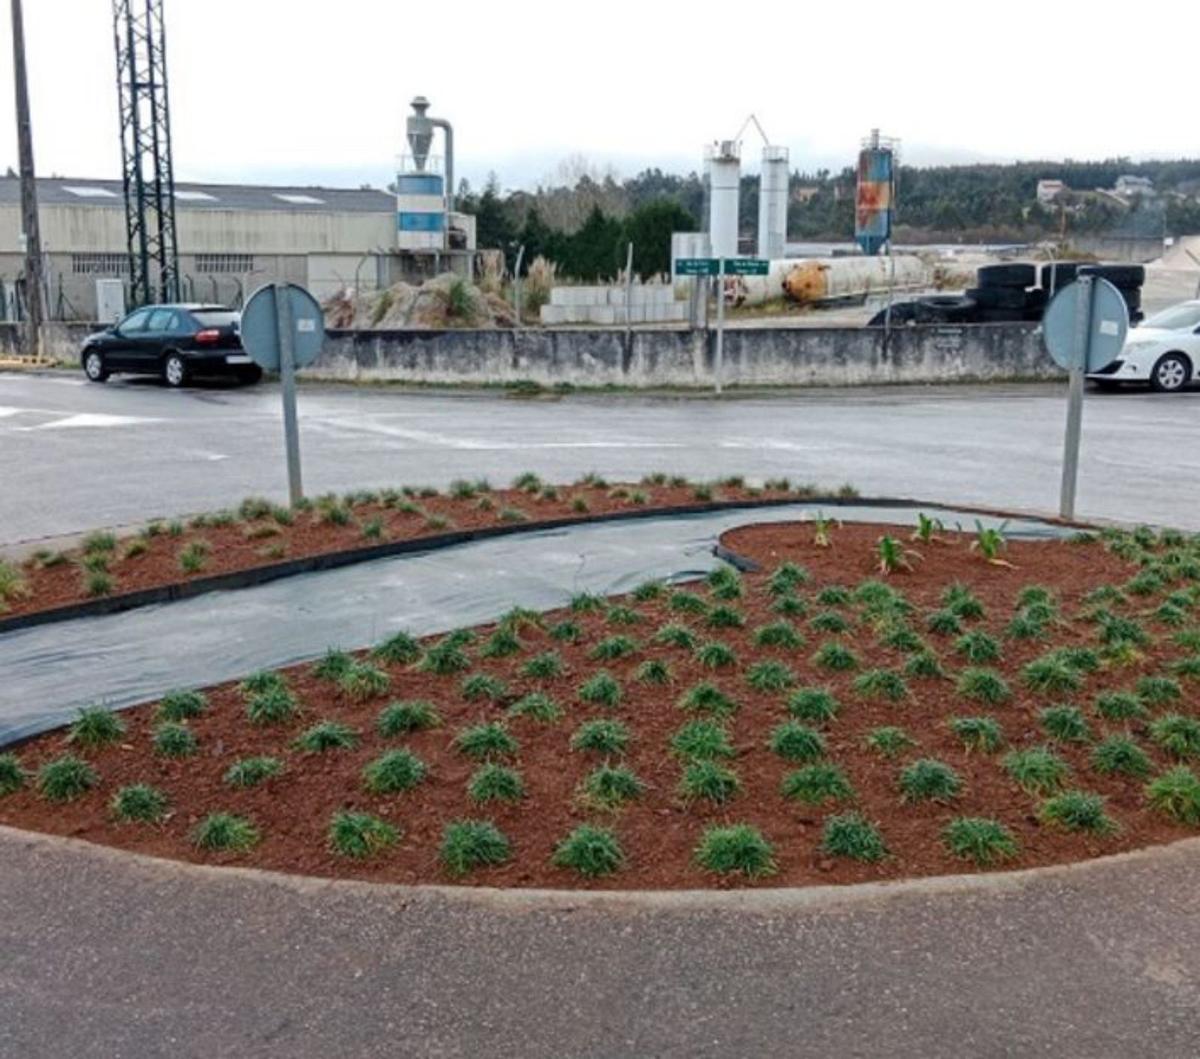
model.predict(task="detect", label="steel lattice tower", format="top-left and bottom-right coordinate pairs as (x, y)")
top-left (113, 0), bottom-right (179, 306)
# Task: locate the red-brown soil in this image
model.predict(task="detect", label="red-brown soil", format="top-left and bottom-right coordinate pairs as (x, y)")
top-left (2, 520), bottom-right (1198, 889)
top-left (2, 477), bottom-right (808, 620)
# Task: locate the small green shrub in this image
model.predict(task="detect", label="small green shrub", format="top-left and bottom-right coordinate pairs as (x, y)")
top-left (926, 609), bottom-right (963, 636)
top-left (329, 811), bottom-right (399, 859)
top-left (655, 623), bottom-right (698, 649)
top-left (293, 720), bottom-right (358, 753)
top-left (950, 716), bottom-right (1003, 753)
top-left (786, 687), bottom-right (839, 724)
top-left (668, 590), bottom-right (708, 615)
top-left (363, 748), bottom-right (429, 793)
top-left (460, 672), bottom-right (509, 704)
top-left (1039, 705), bottom-right (1091, 744)
top-left (0, 753), bottom-right (26, 796)
top-left (694, 824), bottom-right (775, 878)
top-left (479, 626), bottom-right (522, 659)
top-left (670, 719), bottom-right (733, 760)
top-left (1146, 767), bottom-right (1200, 825)
top-left (512, 471), bottom-right (543, 492)
top-left (111, 783), bottom-right (168, 823)
top-left (904, 649), bottom-right (946, 679)
top-left (507, 691), bottom-right (563, 723)
top-left (68, 706), bottom-right (125, 748)
top-left (942, 583), bottom-right (984, 620)
top-left (816, 585), bottom-right (851, 607)
top-left (579, 671), bottom-right (622, 709)
top-left (83, 569), bottom-right (115, 597)
top-left (153, 721), bottom-right (198, 758)
top-left (1004, 746), bottom-right (1069, 794)
top-left (469, 763), bottom-right (525, 803)
top-left (82, 530), bottom-right (117, 555)
top-left (1094, 690), bottom-right (1148, 722)
top-left (899, 759), bottom-right (962, 802)
top-left (943, 817), bottom-right (1018, 867)
top-left (570, 718), bottom-right (630, 756)
top-left (157, 688), bottom-right (207, 722)
top-left (813, 642), bottom-right (858, 672)
top-left (552, 824), bottom-right (624, 877)
top-left (606, 605), bottom-right (642, 627)
top-left (591, 635), bottom-right (638, 662)
top-left (958, 667), bottom-right (1012, 706)
top-left (178, 541), bottom-right (210, 574)
top-left (1137, 675), bottom-right (1182, 706)
top-left (955, 630), bottom-right (1001, 664)
top-left (854, 668), bottom-right (909, 702)
top-left (773, 595), bottom-right (806, 618)
top-left (768, 562), bottom-right (810, 595)
top-left (377, 700), bottom-right (440, 737)
top-left (706, 566), bottom-right (743, 601)
top-left (245, 685), bottom-right (297, 726)
top-left (312, 648), bottom-right (353, 681)
top-left (1091, 736), bottom-right (1152, 778)
top-left (746, 660), bottom-right (796, 693)
top-left (634, 659), bottom-right (672, 685)
top-left (769, 721), bottom-right (826, 763)
top-left (1007, 614), bottom-right (1048, 641)
top-left (581, 763), bottom-right (644, 808)
top-left (866, 726), bottom-right (916, 757)
top-left (879, 624), bottom-right (924, 654)
top-left (678, 682), bottom-right (736, 716)
top-left (338, 662), bottom-right (391, 702)
top-left (440, 819), bottom-right (511, 876)
top-left (1039, 789), bottom-right (1116, 834)
top-left (810, 611), bottom-right (851, 635)
top-left (549, 620), bottom-right (583, 644)
top-left (569, 591), bottom-right (604, 614)
top-left (821, 813), bottom-right (886, 862)
top-left (418, 637), bottom-right (472, 676)
top-left (706, 605), bottom-right (745, 630)
top-left (1150, 714), bottom-right (1200, 759)
top-left (192, 812), bottom-right (260, 853)
top-left (680, 759), bottom-right (740, 804)
top-left (37, 755), bottom-right (98, 802)
top-left (223, 756), bottom-right (283, 788)
top-left (753, 621), bottom-right (803, 650)
top-left (372, 630), bottom-right (422, 665)
top-left (781, 762), bottom-right (854, 804)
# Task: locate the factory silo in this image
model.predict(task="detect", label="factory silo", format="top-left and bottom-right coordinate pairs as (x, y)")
top-left (757, 145), bottom-right (789, 261)
top-left (706, 140), bottom-right (741, 260)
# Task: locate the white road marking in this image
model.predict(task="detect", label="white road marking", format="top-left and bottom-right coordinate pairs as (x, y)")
top-left (311, 419), bottom-right (683, 450)
top-left (23, 413), bottom-right (162, 430)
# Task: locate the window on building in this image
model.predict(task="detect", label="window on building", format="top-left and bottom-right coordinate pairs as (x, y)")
top-left (194, 253), bottom-right (254, 273)
top-left (72, 253), bottom-right (129, 275)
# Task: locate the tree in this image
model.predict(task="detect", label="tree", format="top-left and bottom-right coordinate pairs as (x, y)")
top-left (563, 206), bottom-right (624, 281)
top-left (622, 198), bottom-right (695, 280)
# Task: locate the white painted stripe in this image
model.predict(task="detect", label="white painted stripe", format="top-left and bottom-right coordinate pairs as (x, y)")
top-left (26, 413), bottom-right (163, 430)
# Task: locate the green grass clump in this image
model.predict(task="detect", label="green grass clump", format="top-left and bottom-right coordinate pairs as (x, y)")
top-left (468, 763), bottom-right (525, 803)
top-left (694, 824), bottom-right (775, 878)
top-left (590, 636), bottom-right (638, 662)
top-left (955, 630), bottom-right (1001, 664)
top-left (569, 591), bottom-right (604, 614)
top-left (768, 562), bottom-right (810, 595)
top-left (312, 648), bottom-right (353, 681)
top-left (377, 700), bottom-right (440, 737)
top-left (84, 569), bottom-right (115, 597)
top-left (223, 756), bottom-right (283, 788)
top-left (769, 721), bottom-right (826, 763)
top-left (479, 626), bottom-right (522, 659)
top-left (926, 609), bottom-right (964, 636)
top-left (68, 706), bottom-right (126, 748)
top-left (950, 716), bottom-right (1004, 753)
top-left (678, 682), bottom-right (737, 717)
top-left (1039, 790), bottom-right (1116, 834)
top-left (581, 764), bottom-right (644, 808)
top-left (157, 688), bottom-right (207, 722)
top-left (329, 811), bottom-right (399, 859)
top-left (579, 671), bottom-right (622, 709)
top-left (1039, 705), bottom-right (1091, 745)
top-left (781, 762), bottom-right (854, 804)
top-left (1022, 655), bottom-right (1082, 696)
top-left (37, 755), bottom-right (98, 802)
top-left (1094, 691), bottom-right (1148, 722)
top-left (786, 687), bottom-right (839, 725)
top-left (571, 718), bottom-right (630, 756)
top-left (363, 748), bottom-right (429, 793)
top-left (372, 630), bottom-right (422, 665)
top-left (1007, 613), bottom-right (1048, 641)
top-left (746, 660), bottom-right (796, 693)
top-left (670, 719), bottom-right (734, 761)
top-left (706, 567), bottom-right (743, 601)
top-left (866, 726), bottom-right (916, 758)
top-left (632, 580), bottom-right (666, 602)
top-left (293, 720), bottom-right (358, 753)
top-left (899, 759), bottom-right (962, 802)
top-left (753, 621), bottom-right (803, 650)
top-left (655, 623), bottom-right (698, 649)
top-left (773, 595), bottom-right (807, 618)
top-left (816, 585), bottom-right (851, 607)
top-left (440, 819), bottom-right (511, 876)
top-left (245, 685), bottom-right (298, 726)
top-left (634, 659), bottom-right (672, 685)
top-left (695, 641), bottom-right (737, 669)
top-left (813, 641), bottom-right (858, 672)
top-left (680, 760), bottom-right (741, 804)
top-left (1126, 570), bottom-right (1165, 597)
top-left (1097, 613), bottom-right (1150, 648)
top-left (178, 541), bottom-right (210, 574)
top-left (461, 672), bottom-right (510, 703)
top-left (507, 692), bottom-right (563, 723)
top-left (904, 649), bottom-right (946, 679)
top-left (548, 620), bottom-right (582, 644)
top-left (1146, 767), bottom-right (1200, 825)
top-left (706, 605), bottom-right (744, 630)
top-left (942, 583), bottom-right (984, 620)
top-left (418, 636), bottom-right (472, 676)
top-left (82, 530), bottom-right (117, 555)
top-left (943, 817), bottom-right (1018, 867)
top-left (854, 668), bottom-right (908, 702)
top-left (1091, 736), bottom-right (1152, 779)
top-left (668, 590), bottom-right (708, 616)
top-left (153, 721), bottom-right (198, 758)
top-left (810, 611), bottom-right (850, 635)
top-left (338, 662), bottom-right (391, 702)
top-left (110, 783), bottom-right (168, 823)
top-left (1150, 714), bottom-right (1200, 759)
top-left (1004, 746), bottom-right (1069, 794)
top-left (1137, 675), bottom-right (1182, 706)
top-left (552, 825), bottom-right (625, 878)
top-left (1154, 602), bottom-right (1188, 627)
top-left (192, 812), bottom-right (260, 853)
top-left (606, 605), bottom-right (642, 627)
top-left (454, 722), bottom-right (518, 760)
top-left (878, 624), bottom-right (924, 654)
top-left (957, 667), bottom-right (1012, 706)
top-left (0, 753), bottom-right (26, 796)
top-left (821, 813), bottom-right (887, 862)
top-left (1173, 656), bottom-right (1200, 680)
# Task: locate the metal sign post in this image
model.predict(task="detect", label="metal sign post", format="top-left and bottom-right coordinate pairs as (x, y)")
top-left (273, 284), bottom-right (304, 506)
top-left (714, 256), bottom-right (725, 395)
top-left (1058, 276), bottom-right (1093, 519)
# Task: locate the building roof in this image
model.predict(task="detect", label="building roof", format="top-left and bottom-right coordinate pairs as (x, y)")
top-left (0, 176), bottom-right (395, 213)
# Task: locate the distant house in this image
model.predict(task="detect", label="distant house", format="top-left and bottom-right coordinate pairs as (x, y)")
top-left (1037, 179), bottom-right (1066, 205)
top-left (1114, 175), bottom-right (1154, 198)
top-left (792, 186), bottom-right (820, 204)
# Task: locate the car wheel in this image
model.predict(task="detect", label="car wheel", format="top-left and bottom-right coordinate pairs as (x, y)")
top-left (236, 364), bottom-right (263, 385)
top-left (1150, 353), bottom-right (1190, 393)
top-left (162, 352), bottom-right (188, 388)
top-left (82, 350), bottom-right (109, 383)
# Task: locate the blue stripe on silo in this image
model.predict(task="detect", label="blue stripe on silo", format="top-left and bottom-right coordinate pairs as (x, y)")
top-left (396, 174), bottom-right (444, 196)
top-left (397, 212), bottom-right (445, 232)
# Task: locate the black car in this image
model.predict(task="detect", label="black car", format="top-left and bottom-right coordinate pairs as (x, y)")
top-left (81, 304), bottom-right (262, 387)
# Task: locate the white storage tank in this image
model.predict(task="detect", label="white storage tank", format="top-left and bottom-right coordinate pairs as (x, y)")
top-left (706, 141), bottom-right (740, 260)
top-left (757, 145), bottom-right (789, 261)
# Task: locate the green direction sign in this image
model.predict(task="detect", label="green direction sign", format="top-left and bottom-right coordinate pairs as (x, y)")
top-left (724, 258), bottom-right (770, 276)
top-left (676, 257), bottom-right (719, 276)
top-left (676, 257), bottom-right (770, 277)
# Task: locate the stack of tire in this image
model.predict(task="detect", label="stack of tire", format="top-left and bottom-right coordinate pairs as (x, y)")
top-left (1039, 262), bottom-right (1145, 325)
top-left (966, 264), bottom-right (1044, 323)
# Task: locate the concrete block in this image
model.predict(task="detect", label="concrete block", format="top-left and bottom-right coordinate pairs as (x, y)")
top-left (585, 306), bottom-right (617, 325)
top-left (539, 305), bottom-right (571, 325)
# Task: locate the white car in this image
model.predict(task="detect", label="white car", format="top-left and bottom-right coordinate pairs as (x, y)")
top-left (1088, 300), bottom-right (1200, 392)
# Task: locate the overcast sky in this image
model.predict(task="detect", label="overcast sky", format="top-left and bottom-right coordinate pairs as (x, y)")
top-left (1, 0), bottom-right (1193, 193)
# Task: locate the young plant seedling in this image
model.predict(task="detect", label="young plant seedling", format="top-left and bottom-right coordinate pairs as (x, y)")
top-left (363, 749), bottom-right (430, 793)
top-left (694, 824), bottom-right (776, 878)
top-left (899, 759), bottom-right (962, 803)
top-left (552, 825), bottom-right (625, 878)
top-left (440, 819), bottom-right (511, 876)
top-left (1145, 766), bottom-right (1200, 825)
top-left (876, 535), bottom-right (919, 575)
top-left (329, 811), bottom-right (399, 859)
top-left (468, 763), bottom-right (525, 804)
top-left (1039, 789), bottom-right (1116, 834)
top-left (679, 759), bottom-right (741, 804)
top-left (911, 512), bottom-right (945, 544)
top-left (971, 520), bottom-right (1014, 567)
top-left (223, 756), bottom-right (283, 788)
top-left (570, 719), bottom-right (630, 756)
top-left (192, 812), bottom-right (260, 853)
top-left (781, 762), bottom-right (854, 805)
top-left (110, 784), bottom-right (169, 824)
top-left (943, 817), bottom-right (1018, 867)
top-left (821, 813), bottom-right (887, 862)
top-left (580, 764), bottom-right (645, 809)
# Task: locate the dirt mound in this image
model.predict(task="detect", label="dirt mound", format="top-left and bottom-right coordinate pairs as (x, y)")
top-left (324, 274), bottom-right (517, 331)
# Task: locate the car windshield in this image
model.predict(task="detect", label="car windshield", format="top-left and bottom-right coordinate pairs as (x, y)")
top-left (190, 310), bottom-right (239, 328)
top-left (1142, 304), bottom-right (1200, 331)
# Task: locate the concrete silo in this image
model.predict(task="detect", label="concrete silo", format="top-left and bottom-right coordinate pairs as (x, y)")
top-left (706, 140), bottom-right (740, 260)
top-left (757, 145), bottom-right (789, 261)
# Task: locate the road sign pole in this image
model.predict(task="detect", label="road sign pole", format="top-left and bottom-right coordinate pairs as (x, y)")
top-left (273, 282), bottom-right (304, 506)
top-left (1059, 275), bottom-right (1093, 520)
top-left (714, 257), bottom-right (725, 395)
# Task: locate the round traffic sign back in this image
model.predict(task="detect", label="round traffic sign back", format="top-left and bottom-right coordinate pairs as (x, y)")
top-left (1042, 277), bottom-right (1128, 373)
top-left (240, 283), bottom-right (326, 372)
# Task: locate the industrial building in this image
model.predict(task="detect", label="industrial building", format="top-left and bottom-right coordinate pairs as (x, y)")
top-left (0, 171), bottom-right (477, 322)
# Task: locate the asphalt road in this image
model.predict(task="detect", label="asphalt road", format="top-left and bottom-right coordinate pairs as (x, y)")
top-left (4, 826), bottom-right (1199, 1058)
top-left (1, 371), bottom-right (1197, 546)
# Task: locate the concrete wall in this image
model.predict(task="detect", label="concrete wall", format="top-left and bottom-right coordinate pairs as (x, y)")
top-left (0, 321), bottom-right (99, 361)
top-left (308, 323), bottom-right (1060, 388)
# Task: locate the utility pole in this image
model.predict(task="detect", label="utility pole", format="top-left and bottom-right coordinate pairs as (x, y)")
top-left (10, 0), bottom-right (44, 357)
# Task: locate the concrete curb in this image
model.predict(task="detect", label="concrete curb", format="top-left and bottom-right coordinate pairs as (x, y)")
top-left (3, 822), bottom-right (1197, 913)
